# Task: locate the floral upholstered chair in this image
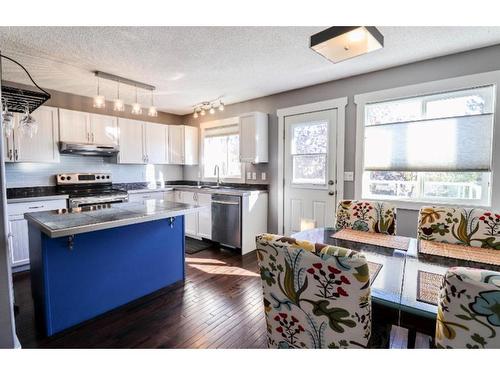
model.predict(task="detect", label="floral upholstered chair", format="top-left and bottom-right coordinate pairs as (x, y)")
top-left (335, 200), bottom-right (397, 235)
top-left (417, 206), bottom-right (500, 249)
top-left (436, 267), bottom-right (500, 348)
top-left (255, 233), bottom-right (372, 348)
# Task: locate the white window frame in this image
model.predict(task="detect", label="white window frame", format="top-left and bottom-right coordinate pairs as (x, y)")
top-left (354, 70), bottom-right (500, 211)
top-left (200, 116), bottom-right (245, 183)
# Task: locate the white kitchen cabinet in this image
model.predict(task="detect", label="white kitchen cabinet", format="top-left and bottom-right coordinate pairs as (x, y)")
top-left (164, 191), bottom-right (175, 201)
top-left (144, 122), bottom-right (168, 164)
top-left (180, 191), bottom-right (198, 236)
top-left (59, 109), bottom-right (118, 145)
top-left (239, 112), bottom-right (268, 163)
top-left (196, 193), bottom-right (212, 239)
top-left (173, 190), bottom-right (211, 239)
top-left (128, 190), bottom-right (166, 203)
top-left (8, 215), bottom-right (29, 268)
top-left (59, 108), bottom-right (90, 143)
top-left (118, 119), bottom-right (168, 164)
top-left (4, 106), bottom-right (60, 163)
top-left (90, 113), bottom-right (118, 145)
top-left (117, 118), bottom-right (144, 164)
top-left (8, 199), bottom-right (67, 271)
top-left (168, 125), bottom-right (198, 165)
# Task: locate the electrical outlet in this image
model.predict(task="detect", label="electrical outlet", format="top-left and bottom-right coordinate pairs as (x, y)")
top-left (344, 171), bottom-right (354, 181)
top-left (246, 171), bottom-right (252, 180)
top-left (252, 172), bottom-right (257, 180)
top-left (261, 172), bottom-right (267, 181)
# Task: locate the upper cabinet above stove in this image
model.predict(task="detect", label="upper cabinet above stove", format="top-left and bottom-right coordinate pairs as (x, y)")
top-left (59, 109), bottom-right (118, 146)
top-left (4, 106), bottom-right (60, 164)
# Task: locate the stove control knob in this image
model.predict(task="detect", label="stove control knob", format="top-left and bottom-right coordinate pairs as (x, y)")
top-left (60, 176), bottom-right (66, 181)
top-left (67, 176), bottom-right (72, 181)
top-left (96, 176), bottom-right (100, 179)
top-left (106, 175), bottom-right (110, 179)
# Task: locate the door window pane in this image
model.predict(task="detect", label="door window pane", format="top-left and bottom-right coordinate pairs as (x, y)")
top-left (292, 121), bottom-right (328, 154)
top-left (292, 154), bottom-right (326, 185)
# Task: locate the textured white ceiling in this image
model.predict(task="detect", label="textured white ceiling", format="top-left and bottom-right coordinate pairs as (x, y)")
top-left (1, 26), bottom-right (500, 115)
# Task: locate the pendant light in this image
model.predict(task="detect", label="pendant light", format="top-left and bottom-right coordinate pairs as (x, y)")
top-left (147, 91), bottom-right (158, 117)
top-left (131, 86), bottom-right (143, 115)
top-left (218, 101), bottom-right (224, 111)
top-left (93, 76), bottom-right (106, 109)
top-left (209, 105), bottom-right (215, 115)
top-left (113, 82), bottom-right (125, 112)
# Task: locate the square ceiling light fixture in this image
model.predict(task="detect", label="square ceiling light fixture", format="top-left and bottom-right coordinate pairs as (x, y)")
top-left (310, 26), bottom-right (384, 63)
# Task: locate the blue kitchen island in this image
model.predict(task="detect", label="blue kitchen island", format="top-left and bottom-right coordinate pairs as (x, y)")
top-left (25, 199), bottom-right (201, 336)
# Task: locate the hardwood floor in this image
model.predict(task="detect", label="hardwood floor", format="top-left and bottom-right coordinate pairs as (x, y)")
top-left (13, 245), bottom-right (268, 348)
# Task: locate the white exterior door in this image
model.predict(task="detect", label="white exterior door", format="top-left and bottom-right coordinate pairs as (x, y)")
top-left (284, 109), bottom-right (338, 235)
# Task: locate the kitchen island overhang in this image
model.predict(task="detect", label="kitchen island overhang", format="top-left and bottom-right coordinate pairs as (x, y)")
top-left (25, 199), bottom-right (203, 336)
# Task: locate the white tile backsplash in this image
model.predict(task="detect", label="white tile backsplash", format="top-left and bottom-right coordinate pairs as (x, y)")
top-left (5, 155), bottom-right (183, 188)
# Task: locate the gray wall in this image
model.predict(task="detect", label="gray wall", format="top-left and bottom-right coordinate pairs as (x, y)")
top-left (182, 44), bottom-right (500, 236)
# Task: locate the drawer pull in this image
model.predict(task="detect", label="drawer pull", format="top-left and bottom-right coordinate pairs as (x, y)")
top-left (28, 206), bottom-right (44, 210)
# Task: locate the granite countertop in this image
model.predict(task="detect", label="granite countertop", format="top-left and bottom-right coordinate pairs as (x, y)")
top-left (7, 181), bottom-right (269, 203)
top-left (6, 186), bottom-right (70, 203)
top-left (25, 199), bottom-right (203, 238)
top-left (118, 181), bottom-right (268, 196)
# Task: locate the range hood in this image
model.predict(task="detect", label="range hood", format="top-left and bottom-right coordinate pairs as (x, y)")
top-left (59, 142), bottom-right (119, 156)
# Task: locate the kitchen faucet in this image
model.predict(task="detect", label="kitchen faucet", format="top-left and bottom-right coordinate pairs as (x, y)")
top-left (214, 165), bottom-right (220, 187)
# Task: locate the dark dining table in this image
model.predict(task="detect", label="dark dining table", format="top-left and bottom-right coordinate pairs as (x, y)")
top-left (292, 227), bottom-right (500, 319)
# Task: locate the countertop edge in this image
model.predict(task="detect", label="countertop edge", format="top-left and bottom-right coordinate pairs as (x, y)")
top-left (25, 205), bottom-right (202, 238)
top-left (7, 195), bottom-right (70, 204)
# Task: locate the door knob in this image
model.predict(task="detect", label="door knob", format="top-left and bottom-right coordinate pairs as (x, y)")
top-left (328, 191), bottom-right (335, 196)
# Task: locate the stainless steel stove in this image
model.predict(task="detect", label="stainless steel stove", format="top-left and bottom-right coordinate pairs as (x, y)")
top-left (56, 173), bottom-right (129, 208)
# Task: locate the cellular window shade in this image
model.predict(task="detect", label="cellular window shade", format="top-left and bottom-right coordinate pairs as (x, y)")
top-left (363, 113), bottom-right (494, 172)
top-left (204, 124), bottom-right (239, 137)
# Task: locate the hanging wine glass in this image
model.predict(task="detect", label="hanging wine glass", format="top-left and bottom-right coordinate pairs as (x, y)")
top-left (19, 102), bottom-right (38, 138)
top-left (1, 99), bottom-right (15, 137)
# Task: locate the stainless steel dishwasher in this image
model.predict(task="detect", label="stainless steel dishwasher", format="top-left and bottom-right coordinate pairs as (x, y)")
top-left (211, 194), bottom-right (241, 248)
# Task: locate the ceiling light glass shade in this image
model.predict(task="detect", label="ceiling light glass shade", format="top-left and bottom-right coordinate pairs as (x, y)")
top-left (131, 102), bottom-right (143, 115)
top-left (209, 106), bottom-right (215, 115)
top-left (148, 106), bottom-right (158, 117)
top-left (113, 99), bottom-right (125, 112)
top-left (93, 95), bottom-right (106, 109)
top-left (218, 102), bottom-right (224, 111)
top-left (310, 26), bottom-right (383, 63)
top-left (193, 111), bottom-right (199, 119)
top-left (200, 109), bottom-right (206, 116)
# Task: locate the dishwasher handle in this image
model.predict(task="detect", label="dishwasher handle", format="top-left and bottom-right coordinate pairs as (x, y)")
top-left (212, 200), bottom-right (240, 205)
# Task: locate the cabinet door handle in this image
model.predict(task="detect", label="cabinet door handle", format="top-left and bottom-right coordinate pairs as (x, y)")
top-left (14, 149), bottom-right (18, 161)
top-left (92, 133), bottom-right (95, 143)
top-left (8, 149), bottom-right (13, 160)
